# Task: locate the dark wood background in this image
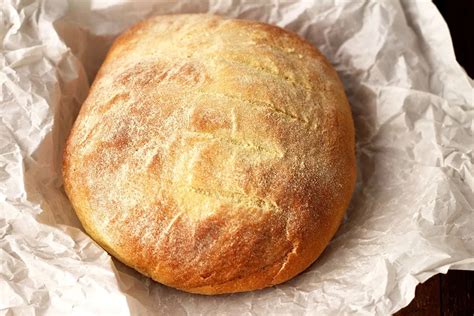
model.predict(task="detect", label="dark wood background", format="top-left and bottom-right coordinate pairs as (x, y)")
top-left (396, 271), bottom-right (473, 316)
top-left (396, 0), bottom-right (473, 315)
top-left (432, 0), bottom-right (473, 78)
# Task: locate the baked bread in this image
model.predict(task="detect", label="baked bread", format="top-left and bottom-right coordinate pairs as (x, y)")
top-left (63, 14), bottom-right (356, 295)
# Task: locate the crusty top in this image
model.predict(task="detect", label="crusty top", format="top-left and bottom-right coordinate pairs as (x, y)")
top-left (63, 14), bottom-right (356, 294)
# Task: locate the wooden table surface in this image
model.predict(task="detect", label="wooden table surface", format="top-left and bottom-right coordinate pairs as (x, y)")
top-left (396, 1), bottom-right (473, 315)
top-left (395, 271), bottom-right (473, 315)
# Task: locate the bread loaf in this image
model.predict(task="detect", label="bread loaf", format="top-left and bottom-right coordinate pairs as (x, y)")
top-left (63, 14), bottom-right (356, 294)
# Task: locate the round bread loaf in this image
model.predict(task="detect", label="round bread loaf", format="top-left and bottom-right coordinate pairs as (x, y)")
top-left (63, 14), bottom-right (356, 295)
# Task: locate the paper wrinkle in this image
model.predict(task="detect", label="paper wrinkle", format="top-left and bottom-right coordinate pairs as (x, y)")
top-left (1, 0), bottom-right (472, 315)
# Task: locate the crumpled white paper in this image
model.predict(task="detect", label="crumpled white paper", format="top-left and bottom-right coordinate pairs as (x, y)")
top-left (1, 0), bottom-right (473, 315)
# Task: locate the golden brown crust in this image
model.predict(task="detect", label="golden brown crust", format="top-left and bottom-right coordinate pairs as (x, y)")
top-left (63, 14), bottom-right (356, 295)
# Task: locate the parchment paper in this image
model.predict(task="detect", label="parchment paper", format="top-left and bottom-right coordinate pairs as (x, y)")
top-left (1, 0), bottom-right (473, 315)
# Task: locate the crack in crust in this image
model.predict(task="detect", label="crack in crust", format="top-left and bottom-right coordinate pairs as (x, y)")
top-left (99, 92), bottom-right (130, 114)
top-left (181, 250), bottom-right (291, 292)
top-left (209, 53), bottom-right (298, 85)
top-left (189, 187), bottom-right (280, 212)
top-left (194, 91), bottom-right (310, 125)
top-left (182, 130), bottom-right (283, 158)
top-left (270, 217), bottom-right (298, 284)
